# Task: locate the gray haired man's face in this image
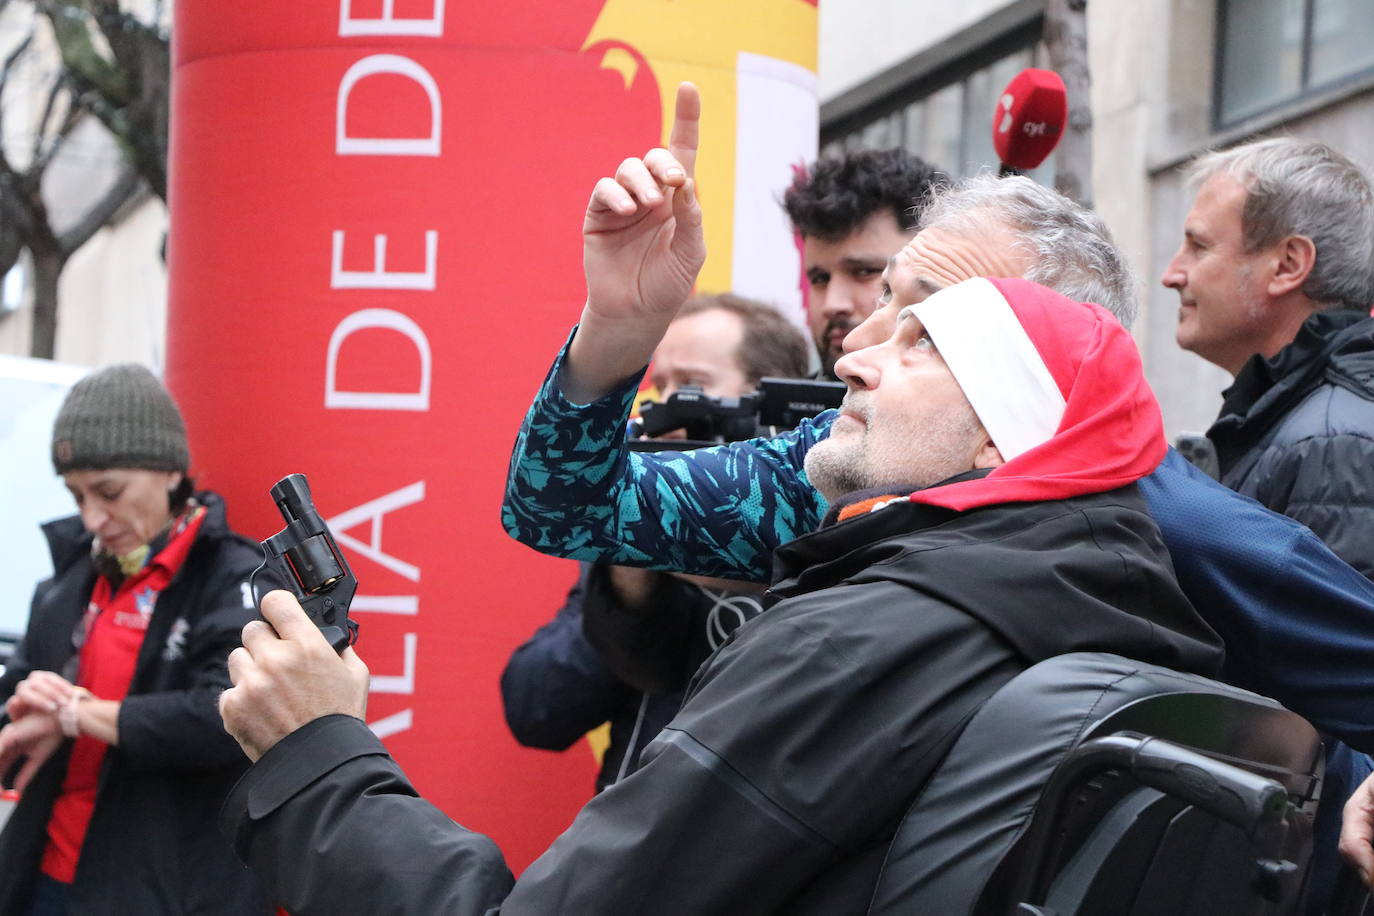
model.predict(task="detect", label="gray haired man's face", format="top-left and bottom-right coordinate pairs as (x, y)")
top-left (805, 308), bottom-right (993, 503)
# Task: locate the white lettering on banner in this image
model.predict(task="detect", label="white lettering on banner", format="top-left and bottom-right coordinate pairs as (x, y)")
top-left (339, 0), bottom-right (445, 37)
top-left (325, 308), bottom-right (432, 410)
top-left (353, 595), bottom-right (419, 614)
top-left (369, 708), bottom-right (414, 740)
top-left (334, 16), bottom-right (445, 746)
top-left (370, 632), bottom-right (419, 694)
top-left (326, 482), bottom-right (425, 581)
top-left (331, 230), bottom-right (439, 289)
top-left (337, 55), bottom-right (442, 156)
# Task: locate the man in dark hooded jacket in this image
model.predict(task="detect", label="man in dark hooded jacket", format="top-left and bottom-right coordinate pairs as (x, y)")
top-left (1161, 137), bottom-right (1374, 577)
top-left (216, 225), bottom-right (1223, 916)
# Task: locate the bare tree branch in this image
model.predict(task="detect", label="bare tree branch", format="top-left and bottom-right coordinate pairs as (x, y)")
top-left (0, 1), bottom-right (170, 354)
top-left (37, 0), bottom-right (130, 103)
top-left (56, 157), bottom-right (137, 255)
top-left (31, 92), bottom-right (81, 174)
top-left (0, 170), bottom-right (25, 274)
top-left (31, 68), bottom-right (66, 165)
top-left (85, 0), bottom-right (141, 64)
top-left (37, 0), bottom-right (167, 200)
top-left (1043, 0), bottom-right (1093, 206)
top-left (0, 27), bottom-right (35, 90)
top-left (0, 25), bottom-right (37, 249)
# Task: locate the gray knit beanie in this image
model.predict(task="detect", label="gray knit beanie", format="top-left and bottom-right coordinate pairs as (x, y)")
top-left (51, 364), bottom-right (190, 474)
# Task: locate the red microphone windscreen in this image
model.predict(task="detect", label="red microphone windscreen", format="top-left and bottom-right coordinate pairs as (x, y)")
top-left (993, 69), bottom-right (1068, 170)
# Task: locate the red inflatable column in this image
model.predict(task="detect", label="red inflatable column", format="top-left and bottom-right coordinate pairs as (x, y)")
top-left (167, 0), bottom-right (816, 870)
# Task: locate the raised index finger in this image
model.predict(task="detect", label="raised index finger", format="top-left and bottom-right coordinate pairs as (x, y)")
top-left (668, 83), bottom-right (700, 180)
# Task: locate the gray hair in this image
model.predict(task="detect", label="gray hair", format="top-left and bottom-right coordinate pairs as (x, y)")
top-left (1189, 138), bottom-right (1374, 311)
top-left (917, 174), bottom-right (1140, 328)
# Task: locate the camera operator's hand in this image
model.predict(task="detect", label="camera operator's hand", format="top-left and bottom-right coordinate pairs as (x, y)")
top-left (219, 590), bottom-right (370, 762)
top-left (564, 83), bottom-right (706, 404)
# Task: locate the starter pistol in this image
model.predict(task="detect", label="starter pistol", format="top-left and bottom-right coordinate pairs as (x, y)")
top-left (251, 473), bottom-right (359, 652)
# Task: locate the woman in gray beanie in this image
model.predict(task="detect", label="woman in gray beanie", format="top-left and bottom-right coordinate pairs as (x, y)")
top-left (0, 364), bottom-right (274, 915)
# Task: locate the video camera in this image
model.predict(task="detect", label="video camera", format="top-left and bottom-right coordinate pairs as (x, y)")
top-left (629, 377), bottom-right (846, 451)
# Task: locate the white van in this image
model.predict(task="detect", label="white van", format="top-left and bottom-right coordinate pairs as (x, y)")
top-left (0, 356), bottom-right (88, 670)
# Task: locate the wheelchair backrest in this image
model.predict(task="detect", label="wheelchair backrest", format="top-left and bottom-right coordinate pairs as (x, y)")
top-left (866, 652), bottom-right (1322, 915)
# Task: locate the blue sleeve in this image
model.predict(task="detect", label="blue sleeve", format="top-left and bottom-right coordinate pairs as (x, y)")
top-left (501, 328), bottom-right (832, 583)
top-left (499, 566), bottom-right (633, 751)
top-left (1142, 449), bottom-right (1374, 753)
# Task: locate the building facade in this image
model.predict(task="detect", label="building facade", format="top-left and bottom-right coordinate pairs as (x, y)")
top-left (5, 0), bottom-right (1374, 438)
top-left (820, 0), bottom-right (1374, 437)
top-left (0, 2), bottom-right (169, 370)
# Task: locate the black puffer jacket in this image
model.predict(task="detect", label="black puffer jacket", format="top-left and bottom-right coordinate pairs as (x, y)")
top-left (0, 492), bottom-right (273, 915)
top-left (1208, 310), bottom-right (1374, 577)
top-left (220, 482), bottom-right (1220, 916)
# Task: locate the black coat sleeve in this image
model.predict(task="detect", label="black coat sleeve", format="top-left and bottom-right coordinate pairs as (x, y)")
top-left (116, 538), bottom-right (261, 770)
top-left (499, 566), bottom-right (635, 750)
top-left (116, 605), bottom-right (256, 770)
top-left (221, 581), bottom-right (1021, 915)
top-left (505, 579), bottom-right (1023, 913)
top-left (222, 715), bottom-right (514, 916)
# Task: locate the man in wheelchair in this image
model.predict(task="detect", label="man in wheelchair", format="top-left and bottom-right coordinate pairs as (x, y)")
top-left (216, 267), bottom-right (1228, 913)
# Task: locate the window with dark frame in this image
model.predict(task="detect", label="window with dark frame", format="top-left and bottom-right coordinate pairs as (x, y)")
top-left (821, 29), bottom-right (1054, 184)
top-left (1216, 0), bottom-right (1374, 128)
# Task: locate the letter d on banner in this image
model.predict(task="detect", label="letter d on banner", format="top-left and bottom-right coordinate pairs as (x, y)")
top-left (325, 309), bottom-right (431, 411)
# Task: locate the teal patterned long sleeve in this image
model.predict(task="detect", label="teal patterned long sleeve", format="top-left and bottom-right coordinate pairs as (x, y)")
top-left (502, 329), bottom-right (832, 583)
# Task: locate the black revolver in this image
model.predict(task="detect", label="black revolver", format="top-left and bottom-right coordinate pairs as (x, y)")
top-left (250, 473), bottom-right (359, 652)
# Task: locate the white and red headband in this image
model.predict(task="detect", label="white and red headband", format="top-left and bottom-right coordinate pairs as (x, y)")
top-left (904, 277), bottom-right (1066, 461)
top-left (898, 277), bottom-right (1166, 512)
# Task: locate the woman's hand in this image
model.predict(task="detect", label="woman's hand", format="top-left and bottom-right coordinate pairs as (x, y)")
top-left (6, 670), bottom-right (76, 720)
top-left (0, 713), bottom-right (64, 793)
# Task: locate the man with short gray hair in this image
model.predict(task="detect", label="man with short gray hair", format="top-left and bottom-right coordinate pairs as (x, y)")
top-left (918, 172), bottom-right (1140, 328)
top-left (1162, 137), bottom-right (1374, 577)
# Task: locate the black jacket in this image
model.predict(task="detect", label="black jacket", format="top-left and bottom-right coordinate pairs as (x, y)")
top-left (500, 564), bottom-right (684, 792)
top-left (501, 563), bottom-right (765, 791)
top-left (0, 492), bottom-right (273, 915)
top-left (221, 483), bottom-right (1220, 916)
top-left (1208, 310), bottom-right (1374, 577)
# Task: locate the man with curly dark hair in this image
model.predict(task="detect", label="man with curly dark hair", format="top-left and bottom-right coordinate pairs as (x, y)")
top-left (784, 149), bottom-right (945, 377)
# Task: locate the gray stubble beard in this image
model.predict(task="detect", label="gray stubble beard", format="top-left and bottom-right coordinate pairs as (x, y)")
top-left (805, 401), bottom-right (987, 505)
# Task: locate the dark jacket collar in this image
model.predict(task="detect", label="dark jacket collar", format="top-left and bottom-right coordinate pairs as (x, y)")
top-left (772, 469), bottom-right (990, 590)
top-left (771, 481), bottom-right (1223, 677)
top-left (1211, 311), bottom-right (1374, 466)
top-left (818, 469), bottom-right (992, 529)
